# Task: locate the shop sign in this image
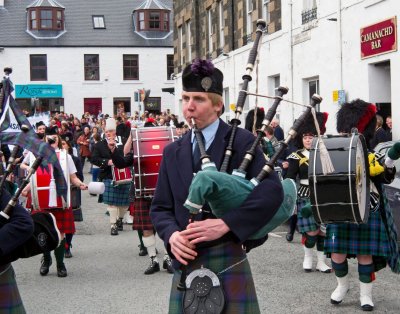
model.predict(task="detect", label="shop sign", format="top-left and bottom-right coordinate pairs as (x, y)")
top-left (332, 90), bottom-right (346, 105)
top-left (361, 17), bottom-right (397, 59)
top-left (15, 84), bottom-right (63, 98)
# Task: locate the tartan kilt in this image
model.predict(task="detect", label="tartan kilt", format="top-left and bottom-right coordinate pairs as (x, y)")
top-left (31, 207), bottom-right (75, 234)
top-left (130, 198), bottom-right (154, 231)
top-left (297, 197), bottom-right (319, 233)
top-left (324, 210), bottom-right (390, 271)
top-left (101, 180), bottom-right (130, 207)
top-left (169, 242), bottom-right (260, 314)
top-left (0, 264), bottom-right (26, 314)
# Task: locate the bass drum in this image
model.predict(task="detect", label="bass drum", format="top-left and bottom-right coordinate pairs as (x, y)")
top-left (132, 126), bottom-right (177, 198)
top-left (308, 133), bottom-right (369, 224)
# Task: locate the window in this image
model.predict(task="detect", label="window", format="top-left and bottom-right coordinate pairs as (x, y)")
top-left (139, 12), bottom-right (145, 29)
top-left (149, 12), bottom-right (160, 29)
top-left (84, 55), bottom-right (100, 81)
top-left (302, 0), bottom-right (317, 24)
top-left (246, 0), bottom-right (253, 38)
top-left (28, 8), bottom-right (64, 31)
top-left (223, 87), bottom-right (229, 114)
top-left (167, 55), bottom-right (174, 80)
top-left (93, 16), bottom-right (105, 29)
top-left (262, 0), bottom-right (270, 25)
top-left (207, 9), bottom-right (213, 53)
top-left (163, 12), bottom-right (170, 30)
top-left (123, 55), bottom-right (139, 80)
top-left (308, 78), bottom-right (320, 111)
top-left (218, 1), bottom-right (224, 49)
top-left (178, 26), bottom-right (183, 65)
top-left (137, 10), bottom-right (170, 31)
top-left (186, 20), bottom-right (192, 62)
top-left (30, 54), bottom-right (47, 81)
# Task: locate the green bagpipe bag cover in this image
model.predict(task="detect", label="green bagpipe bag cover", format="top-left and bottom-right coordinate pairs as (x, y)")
top-left (184, 166), bottom-right (297, 240)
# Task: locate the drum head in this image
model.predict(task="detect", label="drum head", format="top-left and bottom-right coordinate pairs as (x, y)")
top-left (355, 136), bottom-right (369, 223)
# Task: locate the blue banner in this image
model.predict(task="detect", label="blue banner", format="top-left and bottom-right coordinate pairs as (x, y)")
top-left (15, 84), bottom-right (63, 98)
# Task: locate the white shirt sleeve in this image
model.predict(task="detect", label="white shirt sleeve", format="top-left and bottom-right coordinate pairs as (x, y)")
top-left (67, 154), bottom-right (77, 175)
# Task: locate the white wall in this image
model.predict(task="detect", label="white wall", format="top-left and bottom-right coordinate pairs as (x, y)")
top-left (0, 46), bottom-right (175, 117)
top-left (173, 0), bottom-right (399, 140)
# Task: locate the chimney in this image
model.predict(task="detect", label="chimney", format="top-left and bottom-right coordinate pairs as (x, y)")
top-left (0, 0), bottom-right (4, 7)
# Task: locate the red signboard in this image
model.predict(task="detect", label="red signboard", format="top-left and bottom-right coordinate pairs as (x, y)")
top-left (360, 17), bottom-right (397, 59)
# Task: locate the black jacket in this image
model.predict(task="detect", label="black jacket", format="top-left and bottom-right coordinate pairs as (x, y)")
top-left (91, 136), bottom-right (126, 181)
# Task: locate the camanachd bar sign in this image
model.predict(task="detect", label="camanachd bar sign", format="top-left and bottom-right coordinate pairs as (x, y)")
top-left (360, 16), bottom-right (397, 59)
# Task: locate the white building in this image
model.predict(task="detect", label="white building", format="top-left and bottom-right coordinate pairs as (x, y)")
top-left (173, 0), bottom-right (399, 139)
top-left (0, 0), bottom-right (174, 117)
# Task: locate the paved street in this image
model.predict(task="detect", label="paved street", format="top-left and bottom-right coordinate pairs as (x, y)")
top-left (12, 165), bottom-right (400, 314)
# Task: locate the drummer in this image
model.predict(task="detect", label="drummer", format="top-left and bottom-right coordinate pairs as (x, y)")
top-left (112, 124), bottom-right (174, 275)
top-left (324, 99), bottom-right (398, 311)
top-left (150, 59), bottom-right (283, 313)
top-left (22, 128), bottom-right (88, 278)
top-left (91, 118), bottom-right (130, 236)
top-left (285, 112), bottom-right (332, 272)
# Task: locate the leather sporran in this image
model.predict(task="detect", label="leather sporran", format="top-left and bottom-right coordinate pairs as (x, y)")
top-left (182, 267), bottom-right (225, 314)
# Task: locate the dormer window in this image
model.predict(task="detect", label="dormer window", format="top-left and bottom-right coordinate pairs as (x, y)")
top-left (28, 7), bottom-right (64, 31)
top-left (136, 9), bottom-right (169, 31)
top-left (93, 15), bottom-right (106, 29)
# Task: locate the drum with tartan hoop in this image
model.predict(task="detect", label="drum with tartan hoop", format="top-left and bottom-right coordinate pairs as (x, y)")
top-left (131, 126), bottom-right (177, 198)
top-left (308, 133), bottom-right (369, 224)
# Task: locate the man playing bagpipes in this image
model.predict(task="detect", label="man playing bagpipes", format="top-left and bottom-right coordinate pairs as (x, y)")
top-left (150, 59), bottom-right (283, 313)
top-left (0, 187), bottom-right (33, 313)
top-left (324, 99), bottom-right (399, 311)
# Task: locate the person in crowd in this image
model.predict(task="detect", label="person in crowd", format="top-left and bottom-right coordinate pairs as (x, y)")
top-left (271, 118), bottom-right (284, 141)
top-left (22, 129), bottom-right (87, 277)
top-left (370, 115), bottom-right (388, 148)
top-left (262, 125), bottom-right (280, 159)
top-left (325, 99), bottom-right (399, 311)
top-left (59, 121), bottom-right (73, 143)
top-left (386, 115), bottom-right (392, 141)
top-left (77, 126), bottom-right (91, 166)
top-left (150, 59), bottom-right (283, 313)
top-left (285, 112), bottom-right (332, 273)
top-left (116, 116), bottom-right (130, 139)
top-left (90, 133), bottom-right (101, 185)
top-left (175, 122), bottom-right (185, 138)
top-left (61, 139), bottom-right (84, 258)
top-left (91, 118), bottom-right (130, 236)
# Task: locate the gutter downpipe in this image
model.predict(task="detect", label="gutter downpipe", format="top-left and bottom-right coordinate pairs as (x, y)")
top-left (289, 0), bottom-right (294, 126)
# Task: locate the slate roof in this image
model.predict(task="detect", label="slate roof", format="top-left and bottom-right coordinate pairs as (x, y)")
top-left (27, 0), bottom-right (65, 9)
top-left (134, 0), bottom-right (170, 11)
top-left (0, 0), bottom-right (173, 47)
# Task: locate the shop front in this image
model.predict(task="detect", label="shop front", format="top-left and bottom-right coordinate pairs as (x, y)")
top-left (361, 17), bottom-right (397, 131)
top-left (15, 84), bottom-right (63, 114)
